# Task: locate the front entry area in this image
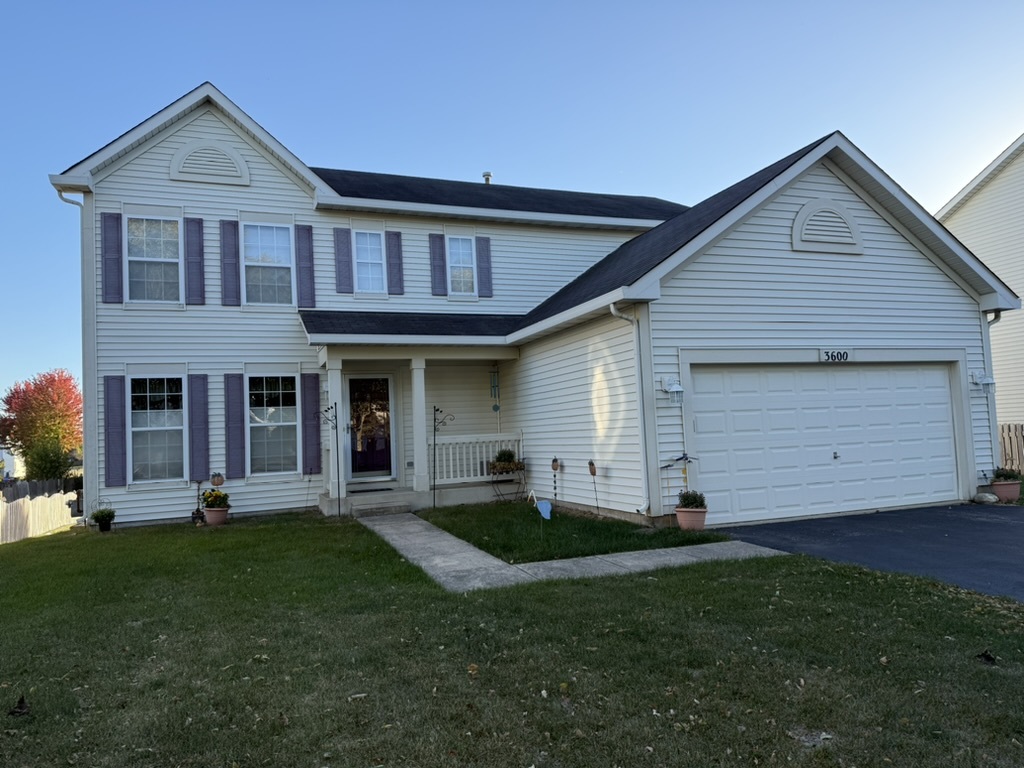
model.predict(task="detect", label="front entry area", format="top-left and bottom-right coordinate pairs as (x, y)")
top-left (348, 376), bottom-right (393, 480)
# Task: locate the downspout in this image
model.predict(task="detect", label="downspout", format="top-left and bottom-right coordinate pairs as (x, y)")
top-left (608, 303), bottom-right (651, 516)
top-left (57, 190), bottom-right (84, 210)
top-left (988, 310), bottom-right (1002, 327)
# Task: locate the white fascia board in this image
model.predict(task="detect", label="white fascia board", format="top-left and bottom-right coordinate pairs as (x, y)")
top-left (937, 131), bottom-right (1024, 221)
top-left (506, 288), bottom-right (630, 344)
top-left (57, 82), bottom-right (336, 202)
top-left (306, 333), bottom-right (512, 347)
top-left (314, 195), bottom-right (666, 230)
top-left (981, 293), bottom-right (1022, 312)
top-left (49, 173), bottom-right (93, 193)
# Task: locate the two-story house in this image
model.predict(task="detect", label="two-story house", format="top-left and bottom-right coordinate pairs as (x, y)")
top-left (51, 83), bottom-right (1018, 526)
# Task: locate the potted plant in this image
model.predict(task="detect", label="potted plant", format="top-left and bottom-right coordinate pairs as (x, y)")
top-left (201, 488), bottom-right (231, 526)
top-left (92, 507), bottom-right (116, 532)
top-left (675, 490), bottom-right (707, 530)
top-left (488, 448), bottom-right (526, 475)
top-left (991, 467), bottom-right (1022, 503)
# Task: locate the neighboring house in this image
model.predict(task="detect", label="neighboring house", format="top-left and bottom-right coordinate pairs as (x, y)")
top-left (937, 133), bottom-right (1024, 428)
top-left (50, 83), bottom-right (1018, 527)
top-left (0, 446), bottom-right (20, 480)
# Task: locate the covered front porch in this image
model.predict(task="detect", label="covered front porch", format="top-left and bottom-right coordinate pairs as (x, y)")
top-left (314, 344), bottom-right (523, 516)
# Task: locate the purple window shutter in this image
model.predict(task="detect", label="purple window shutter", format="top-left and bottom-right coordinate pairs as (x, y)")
top-left (296, 224), bottom-right (315, 308)
top-left (429, 234), bottom-right (447, 296)
top-left (224, 373), bottom-right (246, 479)
top-left (103, 376), bottom-right (127, 487)
top-left (301, 373), bottom-right (322, 475)
top-left (184, 218), bottom-right (205, 305)
top-left (386, 231), bottom-right (404, 295)
top-left (101, 212), bottom-right (123, 304)
top-left (475, 236), bottom-right (493, 298)
top-left (220, 220), bottom-right (241, 306)
top-left (334, 228), bottom-right (353, 293)
top-left (188, 374), bottom-right (209, 482)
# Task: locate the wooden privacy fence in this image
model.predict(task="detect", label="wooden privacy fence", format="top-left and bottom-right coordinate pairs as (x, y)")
top-left (1000, 424), bottom-right (1024, 472)
top-left (2, 477), bottom-right (81, 503)
top-left (1, 491), bottom-right (76, 545)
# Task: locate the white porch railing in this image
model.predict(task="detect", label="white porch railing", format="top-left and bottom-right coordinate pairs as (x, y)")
top-left (429, 432), bottom-right (523, 485)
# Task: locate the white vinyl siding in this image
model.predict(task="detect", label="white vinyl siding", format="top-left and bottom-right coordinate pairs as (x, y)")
top-left (649, 162), bottom-right (991, 515)
top-left (129, 376), bottom-right (185, 481)
top-left (501, 315), bottom-right (644, 512)
top-left (941, 150), bottom-right (1024, 424)
top-left (354, 230), bottom-right (386, 293)
top-left (126, 217), bottom-right (181, 302)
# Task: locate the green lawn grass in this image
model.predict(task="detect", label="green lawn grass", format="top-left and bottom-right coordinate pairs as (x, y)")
top-left (2, 513), bottom-right (1023, 767)
top-left (420, 501), bottom-right (727, 563)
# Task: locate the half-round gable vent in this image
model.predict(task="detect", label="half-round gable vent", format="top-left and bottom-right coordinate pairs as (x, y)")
top-left (170, 140), bottom-right (250, 186)
top-left (792, 198), bottom-right (863, 254)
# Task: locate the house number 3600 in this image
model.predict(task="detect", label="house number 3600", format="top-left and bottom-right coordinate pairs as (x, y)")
top-left (820, 349), bottom-right (851, 362)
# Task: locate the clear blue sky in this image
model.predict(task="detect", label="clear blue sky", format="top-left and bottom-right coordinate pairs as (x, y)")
top-left (3, 0), bottom-right (1024, 395)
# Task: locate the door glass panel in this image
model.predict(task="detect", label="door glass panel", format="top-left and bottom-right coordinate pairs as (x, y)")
top-left (349, 377), bottom-right (392, 477)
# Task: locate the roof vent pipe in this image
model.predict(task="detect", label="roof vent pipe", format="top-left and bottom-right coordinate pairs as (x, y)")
top-left (483, 171), bottom-right (492, 185)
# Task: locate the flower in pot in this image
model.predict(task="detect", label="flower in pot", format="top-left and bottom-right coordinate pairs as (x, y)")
top-left (92, 507), bottom-right (116, 532)
top-left (201, 488), bottom-right (231, 526)
top-left (488, 448), bottom-right (526, 475)
top-left (675, 490), bottom-right (707, 530)
top-left (991, 467), bottom-right (1022, 503)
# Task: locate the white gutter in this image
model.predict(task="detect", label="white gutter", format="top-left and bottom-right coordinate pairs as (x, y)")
top-left (608, 303), bottom-right (651, 516)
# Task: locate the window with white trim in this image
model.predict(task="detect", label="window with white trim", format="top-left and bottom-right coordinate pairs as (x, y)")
top-left (354, 230), bottom-right (386, 293)
top-left (243, 224), bottom-right (293, 304)
top-left (447, 236), bottom-right (476, 295)
top-left (129, 377), bottom-right (185, 481)
top-left (248, 375), bottom-right (298, 473)
top-left (126, 217), bottom-right (181, 301)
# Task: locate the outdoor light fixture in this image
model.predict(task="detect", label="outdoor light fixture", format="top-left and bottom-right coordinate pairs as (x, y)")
top-left (662, 377), bottom-right (684, 405)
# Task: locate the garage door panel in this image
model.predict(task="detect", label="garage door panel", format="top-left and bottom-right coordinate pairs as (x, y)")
top-left (691, 363), bottom-right (959, 524)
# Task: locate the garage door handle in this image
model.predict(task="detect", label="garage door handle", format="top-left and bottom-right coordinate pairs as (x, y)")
top-left (833, 451), bottom-right (840, 460)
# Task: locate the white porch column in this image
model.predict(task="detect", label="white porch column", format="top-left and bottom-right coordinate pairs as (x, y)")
top-left (411, 357), bottom-right (429, 492)
top-left (326, 358), bottom-right (345, 500)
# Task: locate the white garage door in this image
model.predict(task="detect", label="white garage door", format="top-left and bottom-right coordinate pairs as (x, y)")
top-left (691, 364), bottom-right (959, 524)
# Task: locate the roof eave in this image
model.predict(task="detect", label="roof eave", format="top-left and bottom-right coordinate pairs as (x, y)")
top-left (508, 288), bottom-right (633, 344)
top-left (49, 173), bottom-right (92, 193)
top-left (313, 194), bottom-right (667, 230)
top-left (305, 332), bottom-right (512, 347)
top-left (937, 131), bottom-right (1024, 221)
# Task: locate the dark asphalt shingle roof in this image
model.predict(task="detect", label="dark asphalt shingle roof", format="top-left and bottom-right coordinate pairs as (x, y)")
top-left (310, 167), bottom-right (689, 220)
top-left (300, 135), bottom-right (834, 341)
top-left (300, 310), bottom-right (521, 337)
top-left (520, 134), bottom-right (833, 326)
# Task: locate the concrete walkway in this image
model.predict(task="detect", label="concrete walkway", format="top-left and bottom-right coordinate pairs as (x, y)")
top-left (359, 512), bottom-right (784, 592)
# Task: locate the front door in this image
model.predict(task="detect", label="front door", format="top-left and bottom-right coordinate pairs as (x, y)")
top-left (348, 376), bottom-right (394, 480)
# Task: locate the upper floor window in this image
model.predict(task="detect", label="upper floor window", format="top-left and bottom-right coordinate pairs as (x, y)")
top-left (447, 236), bottom-right (476, 295)
top-left (354, 231), bottom-right (386, 293)
top-left (243, 224), bottom-right (293, 304)
top-left (127, 217), bottom-right (181, 302)
top-left (129, 376), bottom-right (185, 481)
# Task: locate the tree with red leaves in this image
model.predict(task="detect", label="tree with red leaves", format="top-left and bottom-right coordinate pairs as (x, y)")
top-left (0, 369), bottom-right (83, 479)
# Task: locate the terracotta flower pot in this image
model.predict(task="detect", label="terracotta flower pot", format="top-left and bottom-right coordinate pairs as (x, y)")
top-left (675, 507), bottom-right (707, 530)
top-left (204, 506), bottom-right (230, 526)
top-left (991, 481), bottom-right (1021, 503)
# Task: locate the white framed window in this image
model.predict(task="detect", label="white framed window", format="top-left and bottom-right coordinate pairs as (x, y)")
top-left (447, 236), bottom-right (476, 295)
top-left (243, 223), bottom-right (293, 304)
top-left (353, 230), bottom-right (386, 293)
top-left (247, 375), bottom-right (298, 474)
top-left (129, 376), bottom-right (185, 481)
top-left (126, 217), bottom-right (182, 302)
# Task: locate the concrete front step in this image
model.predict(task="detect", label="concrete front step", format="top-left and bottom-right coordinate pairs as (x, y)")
top-left (349, 500), bottom-right (412, 518)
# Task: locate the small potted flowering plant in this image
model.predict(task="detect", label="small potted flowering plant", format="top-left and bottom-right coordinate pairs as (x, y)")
top-left (201, 488), bottom-right (230, 526)
top-left (991, 467), bottom-right (1022, 503)
top-left (674, 490), bottom-right (707, 530)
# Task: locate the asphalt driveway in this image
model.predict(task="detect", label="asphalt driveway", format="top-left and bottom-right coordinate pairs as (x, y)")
top-left (721, 504), bottom-right (1024, 602)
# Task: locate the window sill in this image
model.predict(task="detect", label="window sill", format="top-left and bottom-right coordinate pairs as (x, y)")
top-left (240, 304), bottom-right (297, 312)
top-left (122, 302), bottom-right (187, 311)
top-left (126, 479), bottom-right (191, 492)
top-left (246, 472), bottom-right (302, 484)
top-left (353, 292), bottom-right (389, 301)
top-left (447, 294), bottom-right (479, 303)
